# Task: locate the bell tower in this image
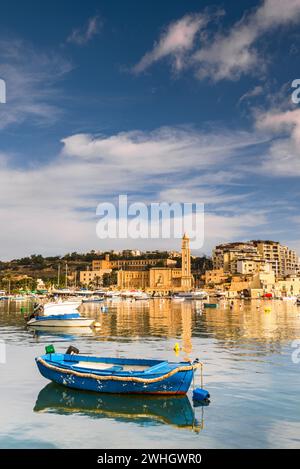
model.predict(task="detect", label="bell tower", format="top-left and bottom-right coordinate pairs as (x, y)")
top-left (181, 233), bottom-right (193, 290)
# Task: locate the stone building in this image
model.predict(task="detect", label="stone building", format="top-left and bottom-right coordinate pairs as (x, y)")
top-left (213, 240), bottom-right (300, 278)
top-left (117, 234), bottom-right (194, 293)
top-left (79, 268), bottom-right (112, 286)
top-left (92, 255), bottom-right (176, 271)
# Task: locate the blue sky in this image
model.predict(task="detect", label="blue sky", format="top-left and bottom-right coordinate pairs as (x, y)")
top-left (0, 0), bottom-right (300, 259)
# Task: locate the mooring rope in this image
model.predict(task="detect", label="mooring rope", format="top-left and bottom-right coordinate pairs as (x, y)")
top-left (37, 357), bottom-right (202, 384)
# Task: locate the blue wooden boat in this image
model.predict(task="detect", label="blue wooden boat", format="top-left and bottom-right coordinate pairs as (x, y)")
top-left (35, 348), bottom-right (201, 395)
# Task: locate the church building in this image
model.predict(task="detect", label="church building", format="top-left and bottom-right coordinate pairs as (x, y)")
top-left (117, 234), bottom-right (194, 294)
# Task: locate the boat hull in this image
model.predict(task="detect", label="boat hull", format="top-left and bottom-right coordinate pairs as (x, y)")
top-left (82, 299), bottom-right (104, 303)
top-left (36, 354), bottom-right (195, 395)
top-left (203, 303), bottom-right (219, 309)
top-left (28, 317), bottom-right (94, 327)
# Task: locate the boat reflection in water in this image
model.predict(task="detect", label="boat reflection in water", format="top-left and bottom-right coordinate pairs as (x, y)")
top-left (34, 383), bottom-right (205, 433)
top-left (28, 326), bottom-right (95, 341)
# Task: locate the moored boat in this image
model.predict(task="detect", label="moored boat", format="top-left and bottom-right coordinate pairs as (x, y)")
top-left (133, 292), bottom-right (150, 300)
top-left (172, 296), bottom-right (185, 302)
top-left (36, 347), bottom-right (202, 395)
top-left (192, 290), bottom-right (209, 300)
top-left (105, 290), bottom-right (121, 298)
top-left (82, 296), bottom-right (104, 303)
top-left (282, 296), bottom-right (297, 301)
top-left (26, 300), bottom-right (94, 327)
top-left (203, 303), bottom-right (219, 309)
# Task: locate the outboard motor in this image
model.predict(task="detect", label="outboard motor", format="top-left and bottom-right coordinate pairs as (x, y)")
top-left (66, 346), bottom-right (80, 355)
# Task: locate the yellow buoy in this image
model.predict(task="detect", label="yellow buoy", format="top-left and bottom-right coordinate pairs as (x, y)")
top-left (264, 307), bottom-right (271, 313)
top-left (173, 342), bottom-right (180, 352)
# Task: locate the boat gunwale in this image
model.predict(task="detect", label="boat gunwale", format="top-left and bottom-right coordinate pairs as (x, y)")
top-left (37, 353), bottom-right (194, 378)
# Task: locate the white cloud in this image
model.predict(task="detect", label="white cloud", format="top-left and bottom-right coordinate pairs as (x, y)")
top-left (133, 1), bottom-right (300, 81)
top-left (133, 13), bottom-right (208, 73)
top-left (0, 39), bottom-right (72, 129)
top-left (194, 0), bottom-right (300, 81)
top-left (67, 16), bottom-right (101, 46)
top-left (256, 108), bottom-right (300, 176)
top-left (239, 85), bottom-right (264, 104)
top-left (257, 108), bottom-right (300, 145)
top-left (0, 126), bottom-right (266, 258)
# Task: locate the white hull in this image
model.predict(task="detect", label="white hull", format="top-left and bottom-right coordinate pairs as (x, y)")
top-left (27, 318), bottom-right (95, 327)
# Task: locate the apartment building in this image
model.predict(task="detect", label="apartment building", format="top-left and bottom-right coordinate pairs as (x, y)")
top-left (213, 240), bottom-right (300, 278)
top-left (252, 241), bottom-right (300, 277)
top-left (213, 242), bottom-right (262, 273)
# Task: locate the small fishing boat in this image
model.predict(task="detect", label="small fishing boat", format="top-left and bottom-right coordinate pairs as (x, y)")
top-left (12, 295), bottom-right (27, 301)
top-left (172, 296), bottom-right (185, 302)
top-left (36, 346), bottom-right (202, 395)
top-left (214, 290), bottom-right (226, 298)
top-left (174, 291), bottom-right (209, 300)
top-left (82, 296), bottom-right (104, 303)
top-left (282, 296), bottom-right (297, 301)
top-left (105, 290), bottom-right (121, 298)
top-left (203, 303), bottom-right (219, 309)
top-left (192, 290), bottom-right (209, 300)
top-left (133, 292), bottom-right (150, 300)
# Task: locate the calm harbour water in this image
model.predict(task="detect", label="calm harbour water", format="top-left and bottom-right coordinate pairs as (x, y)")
top-left (0, 298), bottom-right (300, 449)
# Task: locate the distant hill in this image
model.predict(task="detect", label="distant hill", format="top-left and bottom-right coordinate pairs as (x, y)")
top-left (0, 251), bottom-right (212, 291)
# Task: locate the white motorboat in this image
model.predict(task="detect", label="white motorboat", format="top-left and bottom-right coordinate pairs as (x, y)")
top-left (282, 296), bottom-right (297, 301)
top-left (121, 290), bottom-right (134, 298)
top-left (172, 296), bottom-right (185, 302)
top-left (214, 290), bottom-right (226, 298)
top-left (192, 290), bottom-right (209, 300)
top-left (172, 291), bottom-right (209, 300)
top-left (133, 292), bottom-right (150, 300)
top-left (26, 300), bottom-right (94, 327)
top-left (105, 290), bottom-right (121, 298)
top-left (82, 296), bottom-right (104, 303)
